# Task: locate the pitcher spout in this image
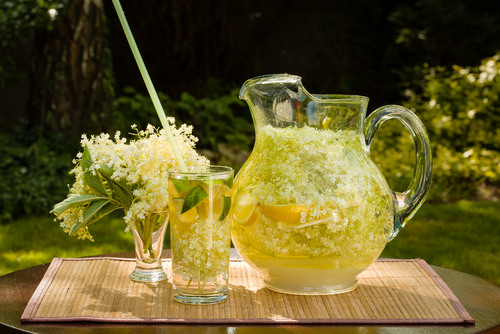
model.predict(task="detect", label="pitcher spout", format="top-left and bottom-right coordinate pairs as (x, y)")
top-left (239, 74), bottom-right (304, 101)
top-left (239, 74), bottom-right (314, 130)
top-left (239, 73), bottom-right (368, 132)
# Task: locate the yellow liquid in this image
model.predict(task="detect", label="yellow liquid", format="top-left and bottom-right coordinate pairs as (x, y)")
top-left (230, 126), bottom-right (394, 294)
top-left (233, 238), bottom-right (372, 294)
top-left (169, 179), bottom-right (232, 295)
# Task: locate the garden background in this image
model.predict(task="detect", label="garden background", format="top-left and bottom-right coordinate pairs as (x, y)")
top-left (0, 0), bottom-right (499, 284)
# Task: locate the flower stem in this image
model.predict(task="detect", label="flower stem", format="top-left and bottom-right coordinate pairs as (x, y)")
top-left (198, 270), bottom-right (202, 294)
top-left (201, 278), bottom-right (207, 293)
top-left (111, 0), bottom-right (187, 172)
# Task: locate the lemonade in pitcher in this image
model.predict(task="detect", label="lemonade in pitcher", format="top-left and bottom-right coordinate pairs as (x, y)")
top-left (230, 74), bottom-right (432, 295)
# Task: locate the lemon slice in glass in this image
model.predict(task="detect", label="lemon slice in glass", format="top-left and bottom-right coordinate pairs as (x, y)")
top-left (168, 180), bottom-right (190, 198)
top-left (197, 183), bottom-right (231, 220)
top-left (199, 182), bottom-right (230, 198)
top-left (172, 198), bottom-right (197, 223)
top-left (233, 192), bottom-right (260, 226)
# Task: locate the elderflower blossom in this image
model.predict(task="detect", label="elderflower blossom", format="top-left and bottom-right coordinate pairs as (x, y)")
top-left (56, 119), bottom-right (209, 240)
top-left (232, 125), bottom-right (394, 269)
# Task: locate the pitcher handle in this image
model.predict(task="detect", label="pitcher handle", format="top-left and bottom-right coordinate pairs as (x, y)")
top-left (364, 105), bottom-right (432, 241)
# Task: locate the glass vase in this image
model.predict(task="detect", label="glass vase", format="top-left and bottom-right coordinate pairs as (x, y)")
top-left (130, 211), bottom-right (169, 282)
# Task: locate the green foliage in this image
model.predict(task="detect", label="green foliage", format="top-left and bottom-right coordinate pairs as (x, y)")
top-left (50, 145), bottom-right (134, 237)
top-left (0, 121), bottom-right (75, 222)
top-left (388, 0), bottom-right (500, 100)
top-left (113, 86), bottom-right (254, 153)
top-left (0, 0), bottom-right (68, 86)
top-left (0, 0), bottom-right (67, 35)
top-left (371, 54), bottom-right (500, 201)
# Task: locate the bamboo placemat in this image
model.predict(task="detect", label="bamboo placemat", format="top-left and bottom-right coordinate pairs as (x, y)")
top-left (21, 257), bottom-right (474, 325)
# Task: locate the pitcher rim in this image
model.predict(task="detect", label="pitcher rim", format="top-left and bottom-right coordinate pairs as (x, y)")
top-left (241, 74), bottom-right (369, 103)
top-left (167, 165), bottom-right (234, 178)
top-left (310, 94), bottom-right (369, 103)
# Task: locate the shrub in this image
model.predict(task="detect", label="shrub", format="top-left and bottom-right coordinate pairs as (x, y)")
top-left (113, 86), bottom-right (255, 168)
top-left (371, 54), bottom-right (500, 201)
top-left (0, 121), bottom-right (75, 222)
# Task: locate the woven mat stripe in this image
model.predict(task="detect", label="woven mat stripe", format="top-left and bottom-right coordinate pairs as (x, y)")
top-left (415, 258), bottom-right (474, 323)
top-left (21, 258), bottom-right (474, 325)
top-left (373, 261), bottom-right (456, 319)
top-left (20, 257), bottom-right (63, 321)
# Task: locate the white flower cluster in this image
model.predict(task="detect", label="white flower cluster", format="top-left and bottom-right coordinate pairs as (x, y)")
top-left (57, 119), bottom-right (209, 240)
top-left (233, 125), bottom-right (394, 267)
top-left (171, 215), bottom-right (231, 292)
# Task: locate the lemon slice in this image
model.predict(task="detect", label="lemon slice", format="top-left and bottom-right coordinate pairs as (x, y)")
top-left (171, 198), bottom-right (197, 223)
top-left (168, 180), bottom-right (189, 198)
top-left (198, 195), bottom-right (223, 220)
top-left (260, 203), bottom-right (337, 228)
top-left (260, 204), bottom-right (309, 226)
top-left (200, 182), bottom-right (230, 198)
top-left (233, 192), bottom-right (260, 226)
top-left (197, 183), bottom-right (231, 220)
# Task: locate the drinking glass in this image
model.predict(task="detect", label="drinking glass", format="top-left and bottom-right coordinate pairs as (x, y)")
top-left (168, 165), bottom-right (234, 304)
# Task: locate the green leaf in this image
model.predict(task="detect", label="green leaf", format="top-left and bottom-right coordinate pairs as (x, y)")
top-left (171, 179), bottom-right (192, 193)
top-left (181, 184), bottom-right (208, 214)
top-left (69, 200), bottom-right (110, 236)
top-left (50, 194), bottom-right (109, 216)
top-left (99, 165), bottom-right (133, 193)
top-left (81, 146), bottom-right (108, 196)
top-left (98, 163), bottom-right (114, 178)
top-left (99, 172), bottom-right (133, 210)
top-left (86, 203), bottom-right (122, 227)
top-left (97, 163), bottom-right (133, 209)
top-left (219, 196), bottom-right (231, 221)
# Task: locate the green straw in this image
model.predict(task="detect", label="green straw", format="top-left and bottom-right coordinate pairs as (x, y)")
top-left (111, 0), bottom-right (188, 172)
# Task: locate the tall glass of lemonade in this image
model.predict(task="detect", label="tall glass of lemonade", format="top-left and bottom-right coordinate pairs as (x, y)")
top-left (168, 165), bottom-right (234, 304)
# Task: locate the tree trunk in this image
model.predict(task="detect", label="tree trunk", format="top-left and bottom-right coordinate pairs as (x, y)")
top-left (29, 0), bottom-right (112, 138)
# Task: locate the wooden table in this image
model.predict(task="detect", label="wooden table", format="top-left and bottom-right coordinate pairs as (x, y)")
top-left (1, 251), bottom-right (500, 333)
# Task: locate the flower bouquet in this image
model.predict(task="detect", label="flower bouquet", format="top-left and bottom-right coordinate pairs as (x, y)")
top-left (51, 120), bottom-right (208, 282)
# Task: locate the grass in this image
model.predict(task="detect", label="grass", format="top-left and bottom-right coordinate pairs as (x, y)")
top-left (1, 201), bottom-right (499, 286)
top-left (0, 212), bottom-right (136, 276)
top-left (381, 200), bottom-right (500, 286)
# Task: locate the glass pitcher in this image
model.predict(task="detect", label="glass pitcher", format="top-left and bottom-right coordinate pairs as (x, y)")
top-left (230, 74), bottom-right (432, 295)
